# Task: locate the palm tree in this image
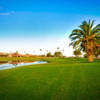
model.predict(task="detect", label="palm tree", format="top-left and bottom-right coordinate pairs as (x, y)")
top-left (33, 51), bottom-right (35, 55)
top-left (46, 50), bottom-right (48, 53)
top-left (94, 38), bottom-right (100, 58)
top-left (62, 49), bottom-right (64, 54)
top-left (10, 51), bottom-right (12, 54)
top-left (94, 47), bottom-right (100, 59)
top-left (46, 50), bottom-right (48, 55)
top-left (57, 47), bottom-right (59, 52)
top-left (14, 51), bottom-right (19, 54)
top-left (69, 20), bottom-right (100, 62)
top-left (40, 49), bottom-right (42, 55)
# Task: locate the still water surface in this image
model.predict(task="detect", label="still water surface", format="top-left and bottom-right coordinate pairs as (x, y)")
top-left (0, 61), bottom-right (47, 70)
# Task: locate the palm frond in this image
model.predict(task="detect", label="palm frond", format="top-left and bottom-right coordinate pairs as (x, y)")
top-left (69, 19), bottom-right (100, 53)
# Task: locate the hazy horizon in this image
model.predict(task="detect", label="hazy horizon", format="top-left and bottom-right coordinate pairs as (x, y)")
top-left (0, 0), bottom-right (100, 56)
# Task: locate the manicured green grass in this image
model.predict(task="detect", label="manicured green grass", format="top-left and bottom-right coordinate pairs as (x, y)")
top-left (0, 57), bottom-right (44, 62)
top-left (0, 58), bottom-right (100, 100)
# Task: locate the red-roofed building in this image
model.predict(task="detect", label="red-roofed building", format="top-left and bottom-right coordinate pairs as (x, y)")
top-left (23, 54), bottom-right (34, 57)
top-left (11, 54), bottom-right (24, 57)
top-left (0, 53), bottom-right (8, 57)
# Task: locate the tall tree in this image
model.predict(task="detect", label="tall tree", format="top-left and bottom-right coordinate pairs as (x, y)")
top-left (34, 51), bottom-right (35, 55)
top-left (46, 52), bottom-right (52, 57)
top-left (62, 49), bottom-right (64, 54)
top-left (14, 51), bottom-right (19, 54)
top-left (24, 51), bottom-right (26, 54)
top-left (94, 47), bottom-right (100, 58)
top-left (73, 49), bottom-right (82, 57)
top-left (46, 50), bottom-right (48, 53)
top-left (46, 50), bottom-right (48, 56)
top-left (40, 49), bottom-right (42, 55)
top-left (54, 51), bottom-right (62, 57)
top-left (69, 20), bottom-right (100, 62)
top-left (94, 38), bottom-right (100, 58)
top-left (57, 47), bottom-right (59, 52)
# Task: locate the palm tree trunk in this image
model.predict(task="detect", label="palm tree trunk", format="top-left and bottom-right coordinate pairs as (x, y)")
top-left (87, 41), bottom-right (94, 62)
top-left (88, 54), bottom-right (93, 62)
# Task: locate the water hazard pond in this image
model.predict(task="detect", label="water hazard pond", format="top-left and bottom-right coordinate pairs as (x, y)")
top-left (0, 61), bottom-right (47, 70)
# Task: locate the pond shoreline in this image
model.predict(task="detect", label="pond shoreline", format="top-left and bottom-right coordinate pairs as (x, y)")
top-left (0, 61), bottom-right (47, 70)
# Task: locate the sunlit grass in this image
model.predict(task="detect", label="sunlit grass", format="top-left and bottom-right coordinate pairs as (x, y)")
top-left (0, 58), bottom-right (100, 100)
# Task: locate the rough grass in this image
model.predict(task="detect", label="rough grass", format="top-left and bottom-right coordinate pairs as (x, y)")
top-left (0, 58), bottom-right (100, 100)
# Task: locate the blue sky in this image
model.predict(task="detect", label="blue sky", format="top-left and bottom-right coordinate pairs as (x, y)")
top-left (0, 0), bottom-right (100, 56)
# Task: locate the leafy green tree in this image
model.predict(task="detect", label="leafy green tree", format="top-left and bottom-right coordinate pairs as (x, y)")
top-left (41, 54), bottom-right (45, 57)
top-left (46, 52), bottom-right (52, 57)
top-left (14, 51), bottom-right (19, 54)
top-left (69, 20), bottom-right (100, 62)
top-left (54, 51), bottom-right (62, 57)
top-left (73, 49), bottom-right (82, 57)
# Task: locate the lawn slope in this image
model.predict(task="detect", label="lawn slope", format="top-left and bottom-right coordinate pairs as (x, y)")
top-left (0, 58), bottom-right (100, 100)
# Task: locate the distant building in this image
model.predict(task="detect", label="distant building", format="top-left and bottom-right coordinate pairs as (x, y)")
top-left (0, 53), bottom-right (8, 57)
top-left (24, 54), bottom-right (34, 57)
top-left (11, 54), bottom-right (23, 57)
top-left (8, 54), bottom-right (13, 57)
top-left (0, 52), bottom-right (34, 58)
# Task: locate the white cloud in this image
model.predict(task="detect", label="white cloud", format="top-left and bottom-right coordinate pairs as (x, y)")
top-left (0, 13), bottom-right (9, 15)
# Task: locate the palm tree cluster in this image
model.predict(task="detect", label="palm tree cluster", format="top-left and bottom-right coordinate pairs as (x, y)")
top-left (32, 47), bottom-right (65, 57)
top-left (69, 20), bottom-right (100, 62)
